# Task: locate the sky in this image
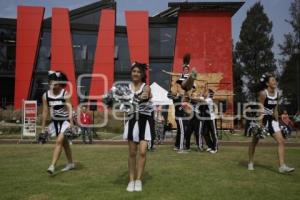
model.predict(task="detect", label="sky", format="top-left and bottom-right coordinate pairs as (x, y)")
top-left (0, 0), bottom-right (294, 59)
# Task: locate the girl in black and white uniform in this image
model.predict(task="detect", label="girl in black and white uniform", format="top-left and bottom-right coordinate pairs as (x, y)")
top-left (170, 81), bottom-right (192, 153)
top-left (123, 62), bottom-right (154, 192)
top-left (189, 87), bottom-right (206, 151)
top-left (202, 89), bottom-right (218, 154)
top-left (41, 71), bottom-right (75, 174)
top-left (162, 53), bottom-right (197, 92)
top-left (248, 74), bottom-right (295, 173)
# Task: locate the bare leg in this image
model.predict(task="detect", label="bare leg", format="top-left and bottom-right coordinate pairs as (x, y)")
top-left (136, 140), bottom-right (148, 180)
top-left (128, 141), bottom-right (137, 182)
top-left (182, 75), bottom-right (195, 91)
top-left (272, 132), bottom-right (285, 167)
top-left (51, 133), bottom-right (65, 166)
top-left (63, 138), bottom-right (73, 164)
top-left (248, 135), bottom-right (259, 164)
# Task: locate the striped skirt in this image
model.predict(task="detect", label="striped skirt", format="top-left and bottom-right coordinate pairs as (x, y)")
top-left (123, 113), bottom-right (155, 143)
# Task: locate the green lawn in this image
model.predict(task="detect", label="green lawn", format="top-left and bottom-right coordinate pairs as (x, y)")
top-left (0, 144), bottom-right (299, 200)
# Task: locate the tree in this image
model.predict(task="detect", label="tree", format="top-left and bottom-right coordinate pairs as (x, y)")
top-left (233, 44), bottom-right (244, 111)
top-left (279, 0), bottom-right (300, 113)
top-left (235, 2), bottom-right (276, 99)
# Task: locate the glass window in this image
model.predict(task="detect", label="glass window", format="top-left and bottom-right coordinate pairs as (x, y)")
top-left (30, 75), bottom-right (48, 103)
top-left (35, 31), bottom-right (51, 72)
top-left (71, 11), bottom-right (101, 25)
top-left (114, 33), bottom-right (131, 81)
top-left (149, 62), bottom-right (173, 90)
top-left (72, 32), bottom-right (97, 74)
top-left (149, 27), bottom-right (176, 58)
top-left (0, 28), bottom-right (16, 73)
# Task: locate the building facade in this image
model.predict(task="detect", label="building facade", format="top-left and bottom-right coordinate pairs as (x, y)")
top-left (0, 0), bottom-right (243, 117)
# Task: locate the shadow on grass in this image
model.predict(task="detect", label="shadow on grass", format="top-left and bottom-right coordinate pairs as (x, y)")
top-left (239, 160), bottom-right (279, 174)
top-left (112, 170), bottom-right (153, 186)
top-left (48, 162), bottom-right (83, 177)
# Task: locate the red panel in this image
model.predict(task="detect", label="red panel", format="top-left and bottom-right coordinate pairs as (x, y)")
top-left (51, 8), bottom-right (78, 107)
top-left (125, 11), bottom-right (149, 84)
top-left (14, 6), bottom-right (44, 109)
top-left (173, 12), bottom-right (233, 112)
top-left (89, 9), bottom-right (115, 101)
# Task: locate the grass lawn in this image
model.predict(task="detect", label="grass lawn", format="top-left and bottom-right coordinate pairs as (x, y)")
top-left (0, 144), bottom-right (299, 200)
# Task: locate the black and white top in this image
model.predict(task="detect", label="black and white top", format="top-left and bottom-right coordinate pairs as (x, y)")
top-left (173, 96), bottom-right (188, 117)
top-left (128, 82), bottom-right (154, 116)
top-left (203, 97), bottom-right (216, 120)
top-left (176, 73), bottom-right (189, 84)
top-left (43, 89), bottom-right (69, 120)
top-left (263, 89), bottom-right (278, 116)
top-left (262, 89), bottom-right (280, 135)
top-left (123, 82), bottom-right (155, 142)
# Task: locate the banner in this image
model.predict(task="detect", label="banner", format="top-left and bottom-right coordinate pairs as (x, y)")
top-left (22, 100), bottom-right (37, 137)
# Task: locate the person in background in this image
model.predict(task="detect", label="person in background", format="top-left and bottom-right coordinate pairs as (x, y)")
top-left (293, 111), bottom-right (300, 136)
top-left (202, 89), bottom-right (218, 154)
top-left (281, 110), bottom-right (294, 133)
top-left (155, 105), bottom-right (165, 144)
top-left (80, 105), bottom-right (92, 144)
top-left (169, 81), bottom-right (191, 153)
top-left (188, 86), bottom-right (205, 151)
top-left (162, 53), bottom-right (198, 92)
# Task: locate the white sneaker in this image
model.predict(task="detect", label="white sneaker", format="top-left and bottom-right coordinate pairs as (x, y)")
top-left (279, 164), bottom-right (295, 173)
top-left (134, 180), bottom-right (142, 192)
top-left (126, 181), bottom-right (135, 192)
top-left (248, 163), bottom-right (254, 171)
top-left (209, 150), bottom-right (218, 154)
top-left (61, 163), bottom-right (75, 172)
top-left (177, 149), bottom-right (188, 154)
top-left (206, 148), bottom-right (212, 152)
top-left (47, 165), bottom-right (55, 174)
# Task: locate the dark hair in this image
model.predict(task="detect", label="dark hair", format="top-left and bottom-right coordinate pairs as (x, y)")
top-left (48, 70), bottom-right (68, 88)
top-left (182, 53), bottom-right (191, 68)
top-left (257, 73), bottom-right (276, 92)
top-left (208, 89), bottom-right (214, 97)
top-left (130, 62), bottom-right (148, 83)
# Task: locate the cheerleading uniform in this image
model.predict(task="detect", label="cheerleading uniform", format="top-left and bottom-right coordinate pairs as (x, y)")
top-left (202, 97), bottom-right (218, 151)
top-left (176, 73), bottom-right (190, 85)
top-left (262, 89), bottom-right (280, 135)
top-left (43, 89), bottom-right (70, 136)
top-left (173, 96), bottom-right (190, 150)
top-left (123, 83), bottom-right (155, 143)
top-left (187, 100), bottom-right (205, 150)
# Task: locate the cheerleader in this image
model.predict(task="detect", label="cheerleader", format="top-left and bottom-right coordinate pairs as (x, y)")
top-left (202, 89), bottom-right (218, 154)
top-left (41, 71), bottom-right (75, 174)
top-left (248, 74), bottom-right (295, 173)
top-left (162, 53), bottom-right (197, 92)
top-left (169, 81), bottom-right (192, 153)
top-left (189, 87), bottom-right (206, 151)
top-left (123, 62), bottom-right (154, 192)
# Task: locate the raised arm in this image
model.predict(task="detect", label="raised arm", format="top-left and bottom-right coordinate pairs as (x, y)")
top-left (161, 69), bottom-right (181, 76)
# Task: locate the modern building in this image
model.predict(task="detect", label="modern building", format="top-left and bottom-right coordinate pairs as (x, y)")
top-left (0, 0), bottom-right (244, 116)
